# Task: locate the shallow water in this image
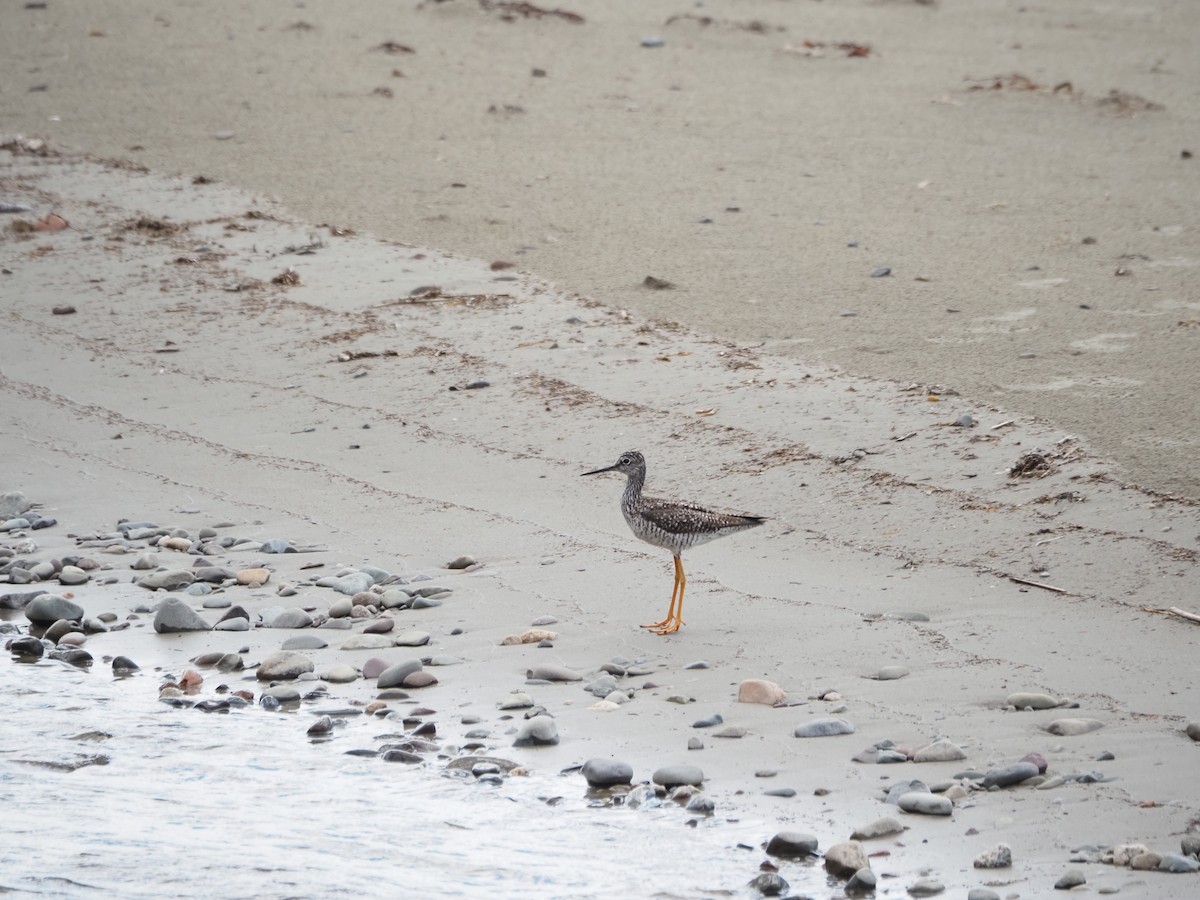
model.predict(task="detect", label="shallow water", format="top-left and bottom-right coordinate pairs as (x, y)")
top-left (0, 654), bottom-right (828, 899)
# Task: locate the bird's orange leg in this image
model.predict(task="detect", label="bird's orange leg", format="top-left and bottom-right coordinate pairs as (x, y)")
top-left (651, 557), bottom-right (687, 635)
top-left (642, 556), bottom-right (687, 631)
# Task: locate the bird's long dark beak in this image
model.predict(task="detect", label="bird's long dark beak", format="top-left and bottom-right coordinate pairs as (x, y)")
top-left (581, 462), bottom-right (618, 477)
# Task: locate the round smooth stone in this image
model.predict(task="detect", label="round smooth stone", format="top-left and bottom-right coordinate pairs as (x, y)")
top-left (581, 757), bottom-right (633, 787)
top-left (897, 792), bottom-right (953, 816)
top-left (766, 832), bottom-right (817, 857)
top-left (1045, 718), bottom-right (1104, 736)
top-left (981, 762), bottom-right (1040, 788)
top-left (513, 716), bottom-right (559, 747)
top-left (652, 765), bottom-right (703, 788)
top-left (1007, 691), bottom-right (1059, 709)
top-left (794, 717), bottom-right (855, 738)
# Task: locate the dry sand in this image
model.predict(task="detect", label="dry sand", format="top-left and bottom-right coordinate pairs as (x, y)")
top-left (3, 0), bottom-right (1199, 496)
top-left (2, 0), bottom-right (1200, 896)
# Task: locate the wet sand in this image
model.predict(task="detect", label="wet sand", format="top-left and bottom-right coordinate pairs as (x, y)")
top-left (2, 149), bottom-right (1199, 896)
top-left (2, 0), bottom-right (1198, 497)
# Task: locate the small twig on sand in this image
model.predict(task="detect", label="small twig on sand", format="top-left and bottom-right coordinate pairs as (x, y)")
top-left (1008, 575), bottom-right (1068, 594)
top-left (1149, 606), bottom-right (1200, 625)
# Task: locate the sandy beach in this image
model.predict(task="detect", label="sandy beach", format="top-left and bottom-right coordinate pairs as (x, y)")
top-left (2, 2), bottom-right (1199, 898)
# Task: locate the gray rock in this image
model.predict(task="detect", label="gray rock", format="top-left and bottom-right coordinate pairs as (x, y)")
top-left (884, 779), bottom-right (929, 804)
top-left (329, 572), bottom-right (375, 596)
top-left (846, 867), bottom-right (876, 892)
top-left (57, 565), bottom-right (89, 585)
top-left (513, 716), bottom-right (559, 746)
top-left (652, 765), bottom-right (704, 787)
top-left (585, 674), bottom-right (619, 697)
top-left (498, 692), bottom-right (535, 710)
top-left (327, 597), bottom-right (352, 618)
top-left (9, 635), bottom-right (45, 657)
top-left (851, 816), bottom-right (904, 840)
top-left (908, 878), bottom-right (945, 896)
top-left (1054, 869), bottom-right (1086, 889)
top-left (256, 650), bottom-right (314, 680)
top-left (1158, 853), bottom-right (1200, 873)
top-left (581, 757), bottom-right (633, 787)
top-left (897, 792), bottom-right (953, 816)
top-left (214, 617), bottom-right (249, 632)
top-left (281, 634), bottom-right (328, 651)
top-left (152, 597), bottom-right (211, 633)
top-left (824, 840), bottom-right (868, 877)
top-left (322, 664), bottom-right (358, 684)
top-left (270, 608), bottom-right (313, 629)
top-left (794, 717), bottom-right (855, 738)
top-left (693, 713), bottom-right (724, 728)
top-left (136, 569), bottom-right (195, 591)
top-left (0, 491), bottom-right (35, 518)
top-left (25, 593), bottom-right (84, 625)
top-left (112, 655), bottom-right (139, 673)
top-left (526, 664), bottom-right (582, 682)
top-left (1182, 835), bottom-right (1200, 858)
top-left (393, 629), bottom-right (431, 647)
top-left (981, 761), bottom-right (1040, 788)
top-left (1007, 691), bottom-right (1059, 709)
top-left (873, 665), bottom-right (909, 680)
top-left (192, 566), bottom-right (234, 584)
top-left (340, 634), bottom-right (395, 650)
top-left (967, 890), bottom-right (1001, 900)
top-left (260, 539), bottom-right (294, 554)
top-left (262, 684), bottom-right (301, 702)
top-left (376, 659), bottom-right (423, 689)
top-left (1046, 718), bottom-right (1104, 736)
top-left (747, 872), bottom-right (787, 896)
top-left (765, 832), bottom-right (818, 858)
top-left (130, 552), bottom-right (159, 570)
top-left (974, 843), bottom-right (1013, 868)
top-left (359, 565), bottom-right (391, 584)
top-left (1186, 722), bottom-right (1200, 742)
top-left (912, 739), bottom-right (967, 762)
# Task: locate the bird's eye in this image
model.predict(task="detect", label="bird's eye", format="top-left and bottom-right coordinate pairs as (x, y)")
top-left (620, 455), bottom-right (631, 464)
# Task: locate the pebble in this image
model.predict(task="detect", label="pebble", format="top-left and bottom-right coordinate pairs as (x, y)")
top-left (913, 739), bottom-right (967, 762)
top-left (321, 664), bottom-right (358, 683)
top-left (57, 565), bottom-right (89, 585)
top-left (112, 655), bottom-right (139, 673)
top-left (9, 635), bottom-right (45, 657)
top-left (281, 634), bottom-right (328, 651)
top-left (846, 868), bottom-right (876, 892)
top-left (851, 816), bottom-right (904, 840)
top-left (393, 629), bottom-right (431, 647)
top-left (981, 761), bottom-right (1040, 788)
top-left (307, 716), bottom-right (335, 737)
top-left (684, 660), bottom-right (710, 669)
top-left (1046, 718), bottom-right (1104, 736)
top-left (530, 615), bottom-right (557, 626)
top-left (327, 572), bottom-right (375, 595)
top-left (363, 618), bottom-right (394, 634)
top-left (692, 713), bottom-right (723, 728)
top-left (1007, 691), bottom-right (1059, 709)
top-left (1159, 853), bottom-right (1200, 873)
top-left (1182, 835), bottom-right (1200, 857)
top-left (498, 692), bottom-right (535, 710)
top-left (136, 569), bottom-right (195, 591)
top-left (824, 841), bottom-right (868, 877)
top-left (526, 664), bottom-right (581, 682)
top-left (1185, 722), bottom-right (1200, 742)
top-left (974, 843), bottom-right (1013, 868)
top-left (898, 792), bottom-right (953, 815)
top-left (401, 671), bottom-right (437, 688)
top-left (513, 716), bottom-right (559, 746)
top-left (713, 726), bottom-right (746, 739)
top-left (24, 593), bottom-right (85, 625)
top-left (1054, 869), bottom-right (1086, 890)
top-left (256, 651), bottom-right (314, 680)
top-left (763, 787), bottom-right (796, 797)
top-left (873, 665), bottom-right (909, 680)
top-left (687, 737), bottom-right (703, 750)
top-left (270, 608), bottom-right (313, 629)
top-left (153, 597), bottom-right (211, 633)
top-left (967, 890), bottom-right (1001, 900)
top-left (445, 555), bottom-right (476, 569)
top-left (908, 878), bottom-right (944, 896)
top-left (581, 757), bottom-right (633, 787)
top-left (236, 568), bottom-right (270, 587)
top-left (1021, 750), bottom-right (1049, 773)
top-left (747, 873), bottom-right (787, 897)
top-left (794, 717), bottom-right (855, 738)
top-left (584, 674), bottom-right (619, 697)
top-left (376, 660), bottom-right (423, 689)
top-left (260, 539), bottom-right (293, 554)
top-left (737, 678), bottom-right (787, 705)
top-left (340, 634), bottom-right (395, 650)
top-left (652, 765), bottom-right (703, 787)
top-left (765, 832), bottom-right (818, 858)
top-left (44, 619), bottom-right (79, 643)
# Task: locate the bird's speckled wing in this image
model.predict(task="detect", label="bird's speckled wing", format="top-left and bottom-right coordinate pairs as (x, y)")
top-left (635, 495), bottom-right (766, 536)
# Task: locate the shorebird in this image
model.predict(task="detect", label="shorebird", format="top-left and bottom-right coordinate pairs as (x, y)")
top-left (582, 450), bottom-right (766, 635)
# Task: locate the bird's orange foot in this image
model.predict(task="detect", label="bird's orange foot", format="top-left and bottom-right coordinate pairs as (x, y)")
top-left (652, 617), bottom-right (685, 635)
